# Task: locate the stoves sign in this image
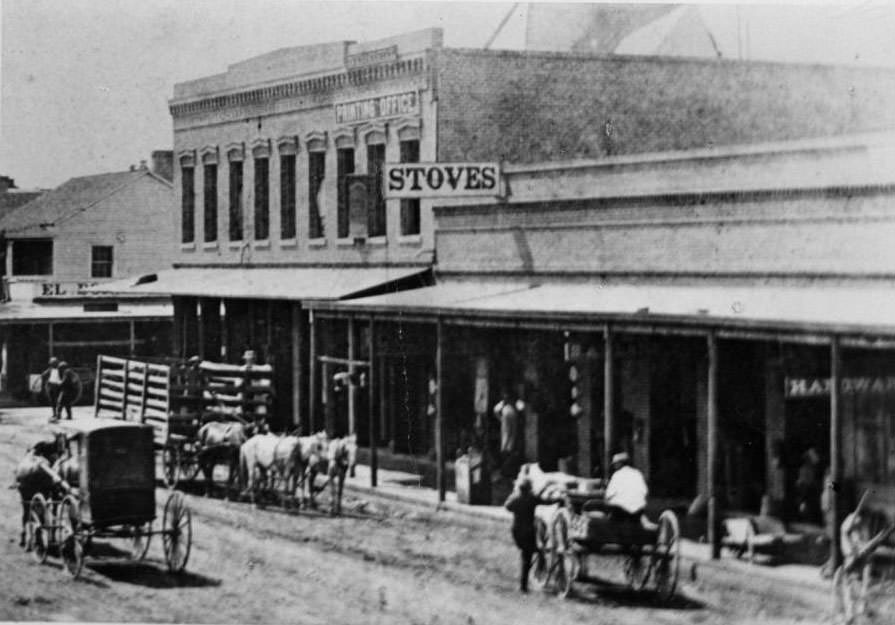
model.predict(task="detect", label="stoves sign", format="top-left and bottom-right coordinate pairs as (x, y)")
top-left (383, 162), bottom-right (502, 199)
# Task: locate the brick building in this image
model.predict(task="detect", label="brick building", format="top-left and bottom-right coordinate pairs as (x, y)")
top-left (0, 158), bottom-right (174, 401)
top-left (313, 130), bottom-right (895, 566)
top-left (110, 27), bottom-right (895, 435)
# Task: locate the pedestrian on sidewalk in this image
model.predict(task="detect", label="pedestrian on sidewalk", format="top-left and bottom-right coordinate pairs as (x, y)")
top-left (55, 362), bottom-right (78, 420)
top-left (41, 357), bottom-right (63, 422)
top-left (504, 476), bottom-right (559, 593)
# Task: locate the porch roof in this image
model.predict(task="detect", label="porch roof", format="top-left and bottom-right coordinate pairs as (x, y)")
top-left (308, 279), bottom-right (895, 342)
top-left (91, 266), bottom-right (430, 302)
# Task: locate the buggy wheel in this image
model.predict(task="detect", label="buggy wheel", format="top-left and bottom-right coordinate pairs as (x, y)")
top-left (550, 509), bottom-right (578, 598)
top-left (128, 522), bottom-right (152, 561)
top-left (651, 510), bottom-right (681, 602)
top-left (623, 550), bottom-right (649, 589)
top-left (178, 447), bottom-right (201, 483)
top-left (28, 494), bottom-right (49, 563)
top-left (162, 491), bottom-right (192, 573)
top-left (530, 516), bottom-right (551, 591)
top-left (162, 446), bottom-right (179, 488)
top-left (59, 495), bottom-right (85, 578)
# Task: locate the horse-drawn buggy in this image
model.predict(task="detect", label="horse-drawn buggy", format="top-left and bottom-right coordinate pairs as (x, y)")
top-left (19, 419), bottom-right (192, 578)
top-left (528, 469), bottom-right (681, 602)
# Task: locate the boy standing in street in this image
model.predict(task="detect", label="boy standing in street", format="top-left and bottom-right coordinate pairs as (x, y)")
top-left (504, 477), bottom-right (559, 592)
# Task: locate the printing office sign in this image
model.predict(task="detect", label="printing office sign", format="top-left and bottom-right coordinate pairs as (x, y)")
top-left (383, 162), bottom-right (501, 199)
top-left (334, 91), bottom-right (419, 124)
top-left (785, 376), bottom-right (895, 398)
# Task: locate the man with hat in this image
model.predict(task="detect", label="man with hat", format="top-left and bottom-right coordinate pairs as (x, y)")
top-left (504, 476), bottom-right (561, 593)
top-left (40, 357), bottom-right (63, 422)
top-left (54, 362), bottom-right (78, 420)
top-left (605, 451), bottom-right (649, 523)
top-left (240, 349), bottom-right (272, 433)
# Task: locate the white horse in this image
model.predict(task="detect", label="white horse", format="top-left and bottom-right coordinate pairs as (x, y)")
top-left (239, 431), bottom-right (327, 508)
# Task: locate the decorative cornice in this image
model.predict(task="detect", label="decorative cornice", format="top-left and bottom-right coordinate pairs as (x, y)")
top-left (394, 117), bottom-right (422, 140)
top-left (332, 127), bottom-right (356, 149)
top-left (199, 145), bottom-right (219, 164)
top-left (277, 135), bottom-right (300, 155)
top-left (170, 56), bottom-right (427, 118)
top-left (177, 149), bottom-right (196, 167)
top-left (250, 138), bottom-right (272, 159)
top-left (305, 131), bottom-right (328, 151)
top-left (360, 122), bottom-right (388, 145)
top-left (226, 142), bottom-right (245, 162)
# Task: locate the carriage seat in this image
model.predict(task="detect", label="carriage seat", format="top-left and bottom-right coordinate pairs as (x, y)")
top-left (722, 515), bottom-right (801, 564)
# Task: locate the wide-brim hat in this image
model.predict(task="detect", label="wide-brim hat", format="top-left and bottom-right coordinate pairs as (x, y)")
top-left (242, 350), bottom-right (256, 361)
top-left (58, 361), bottom-right (69, 370)
top-left (611, 452), bottom-right (630, 466)
top-left (48, 357), bottom-right (59, 366)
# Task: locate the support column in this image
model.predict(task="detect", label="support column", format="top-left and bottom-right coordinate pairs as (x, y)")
top-left (308, 310), bottom-right (317, 433)
top-left (129, 320), bottom-right (136, 357)
top-left (368, 317), bottom-right (377, 487)
top-left (707, 332), bottom-right (721, 559)
top-left (291, 304), bottom-right (302, 431)
top-left (348, 316), bottom-right (356, 435)
top-left (196, 300), bottom-right (204, 359)
top-left (603, 325), bottom-right (614, 480)
top-left (830, 336), bottom-right (842, 571)
top-left (436, 318), bottom-right (446, 502)
top-left (48, 323), bottom-right (54, 358)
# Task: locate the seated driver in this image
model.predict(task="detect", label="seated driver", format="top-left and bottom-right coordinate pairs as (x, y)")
top-left (605, 451), bottom-right (648, 524)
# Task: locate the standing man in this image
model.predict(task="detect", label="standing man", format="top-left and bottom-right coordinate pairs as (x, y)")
top-left (55, 362), bottom-right (78, 420)
top-left (504, 477), bottom-right (559, 593)
top-left (41, 357), bottom-right (62, 422)
top-left (493, 390), bottom-right (519, 459)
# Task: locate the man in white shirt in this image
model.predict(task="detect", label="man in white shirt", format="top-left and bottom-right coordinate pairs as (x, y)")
top-left (605, 451), bottom-right (648, 522)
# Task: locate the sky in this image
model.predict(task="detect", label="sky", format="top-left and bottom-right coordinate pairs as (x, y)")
top-left (3, 1), bottom-right (895, 190)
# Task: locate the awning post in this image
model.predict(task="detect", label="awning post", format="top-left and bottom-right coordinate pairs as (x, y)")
top-left (603, 324), bottom-right (614, 480)
top-left (348, 316), bottom-right (356, 435)
top-left (707, 332), bottom-right (721, 559)
top-left (436, 317), bottom-right (446, 502)
top-left (830, 336), bottom-right (842, 571)
top-left (368, 316), bottom-right (377, 488)
top-left (291, 303), bottom-right (302, 432)
top-left (309, 309), bottom-right (317, 434)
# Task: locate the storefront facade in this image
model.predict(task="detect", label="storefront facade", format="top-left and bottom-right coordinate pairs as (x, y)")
top-left (310, 132), bottom-right (895, 565)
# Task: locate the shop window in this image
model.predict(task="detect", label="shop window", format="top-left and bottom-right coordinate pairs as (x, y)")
top-left (203, 163), bottom-right (218, 243)
top-left (366, 144), bottom-right (386, 237)
top-left (90, 246), bottom-right (113, 278)
top-left (400, 140), bottom-right (420, 235)
top-left (181, 165), bottom-right (195, 243)
top-left (229, 161), bottom-right (243, 241)
top-left (336, 148), bottom-right (355, 239)
top-left (254, 157), bottom-right (269, 240)
top-left (308, 151), bottom-right (325, 239)
top-left (12, 239), bottom-right (53, 276)
top-left (280, 154), bottom-right (296, 240)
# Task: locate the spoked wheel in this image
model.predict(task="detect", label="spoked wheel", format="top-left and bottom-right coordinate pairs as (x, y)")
top-left (530, 516), bottom-right (550, 591)
top-left (550, 509), bottom-right (579, 599)
top-left (59, 495), bottom-right (86, 578)
top-left (128, 522), bottom-right (153, 561)
top-left (162, 491), bottom-right (192, 573)
top-left (178, 446), bottom-right (201, 484)
top-left (651, 510), bottom-right (681, 602)
top-left (623, 549), bottom-right (649, 590)
top-left (162, 446), bottom-right (179, 488)
top-left (28, 493), bottom-right (49, 563)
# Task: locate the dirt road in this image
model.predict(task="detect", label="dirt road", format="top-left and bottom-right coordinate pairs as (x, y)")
top-left (0, 407), bottom-right (858, 624)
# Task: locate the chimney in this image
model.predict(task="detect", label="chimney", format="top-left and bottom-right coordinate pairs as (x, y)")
top-left (0, 176), bottom-right (16, 193)
top-left (139, 159), bottom-right (148, 170)
top-left (150, 150), bottom-right (174, 182)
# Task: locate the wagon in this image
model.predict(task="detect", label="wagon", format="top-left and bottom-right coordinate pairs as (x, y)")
top-left (94, 355), bottom-right (273, 489)
top-left (24, 420), bottom-right (192, 578)
top-left (531, 490), bottom-right (681, 602)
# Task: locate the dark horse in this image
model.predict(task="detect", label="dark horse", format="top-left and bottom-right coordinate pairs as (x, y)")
top-left (196, 421), bottom-right (253, 499)
top-left (12, 439), bottom-right (62, 549)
